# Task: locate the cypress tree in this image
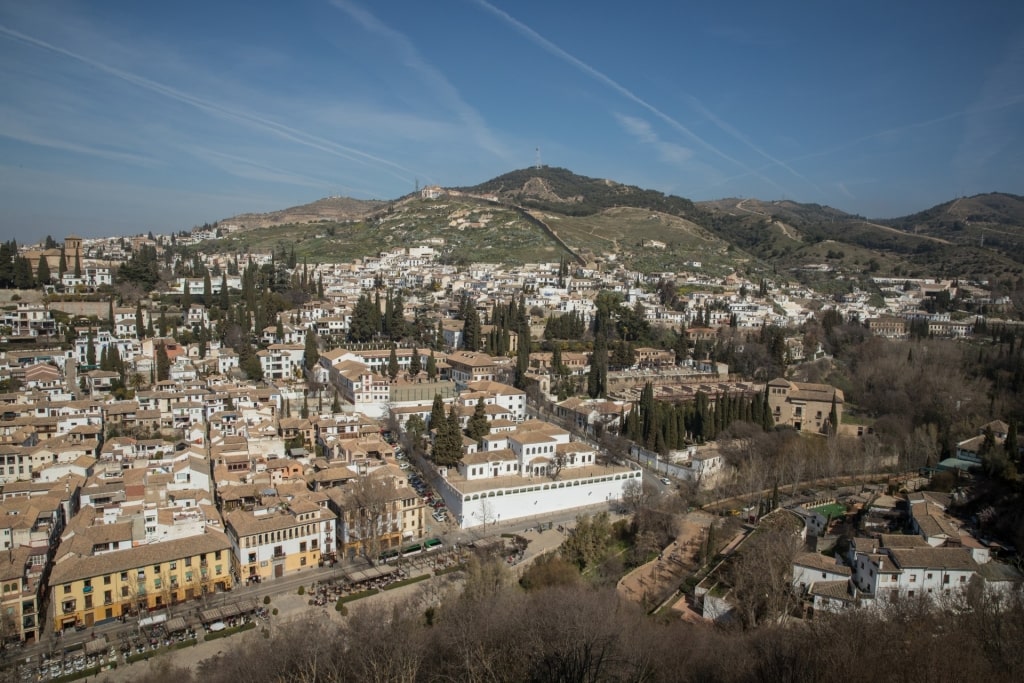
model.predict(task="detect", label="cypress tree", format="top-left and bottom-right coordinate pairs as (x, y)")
top-left (409, 348), bottom-right (421, 377)
top-left (220, 273), bottom-right (230, 310)
top-left (135, 302), bottom-right (144, 339)
top-left (467, 397), bottom-right (490, 440)
top-left (430, 394), bottom-right (446, 430)
top-left (86, 329), bottom-right (96, 367)
top-left (203, 271), bottom-right (212, 305)
top-left (36, 256), bottom-right (51, 285)
top-left (426, 350), bottom-right (437, 380)
top-left (304, 330), bottom-right (319, 372)
top-left (387, 343), bottom-right (399, 380)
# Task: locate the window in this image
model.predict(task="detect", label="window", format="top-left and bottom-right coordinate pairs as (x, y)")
top-left (909, 575), bottom-right (916, 583)
top-left (185, 557), bottom-right (192, 567)
top-left (926, 573), bottom-right (933, 580)
top-left (104, 575), bottom-right (111, 585)
top-left (943, 575), bottom-right (950, 584)
top-left (63, 585), bottom-right (71, 595)
top-left (170, 562), bottom-right (177, 570)
top-left (152, 564), bottom-right (161, 574)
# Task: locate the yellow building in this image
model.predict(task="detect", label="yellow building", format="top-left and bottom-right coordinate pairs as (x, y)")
top-left (48, 531), bottom-right (233, 632)
top-left (766, 378), bottom-right (843, 434)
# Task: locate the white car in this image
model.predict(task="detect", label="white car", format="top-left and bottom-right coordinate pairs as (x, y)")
top-left (399, 462), bottom-right (410, 470)
top-left (660, 477), bottom-right (671, 486)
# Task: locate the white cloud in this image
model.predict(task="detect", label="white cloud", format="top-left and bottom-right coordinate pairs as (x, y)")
top-left (615, 113), bottom-right (693, 165)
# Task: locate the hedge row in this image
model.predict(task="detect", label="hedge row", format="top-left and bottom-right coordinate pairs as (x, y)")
top-left (203, 621), bottom-right (256, 642)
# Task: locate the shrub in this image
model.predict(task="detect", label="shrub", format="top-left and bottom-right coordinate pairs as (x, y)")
top-left (272, 607), bottom-right (278, 616)
top-left (297, 585), bottom-right (305, 595)
top-left (263, 595), bottom-right (271, 605)
top-left (335, 600), bottom-right (348, 615)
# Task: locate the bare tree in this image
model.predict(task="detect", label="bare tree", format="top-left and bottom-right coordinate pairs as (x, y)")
top-left (347, 473), bottom-right (399, 564)
top-left (726, 529), bottom-right (802, 629)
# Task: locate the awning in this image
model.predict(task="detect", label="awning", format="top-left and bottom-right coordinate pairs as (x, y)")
top-left (138, 613), bottom-right (168, 628)
top-left (164, 617), bottom-right (188, 633)
top-left (220, 603), bottom-right (240, 618)
top-left (200, 608), bottom-right (223, 623)
top-left (84, 637), bottom-right (108, 655)
top-left (346, 564), bottom-right (396, 583)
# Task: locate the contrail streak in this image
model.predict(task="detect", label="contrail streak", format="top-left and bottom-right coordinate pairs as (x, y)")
top-left (0, 23), bottom-right (419, 185)
top-left (470, 0), bottom-right (793, 196)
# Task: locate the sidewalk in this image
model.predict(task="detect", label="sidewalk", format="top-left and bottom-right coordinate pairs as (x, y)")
top-left (89, 521), bottom-right (585, 681)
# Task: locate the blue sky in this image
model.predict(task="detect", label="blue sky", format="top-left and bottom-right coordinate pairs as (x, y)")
top-left (1, 0), bottom-right (1022, 243)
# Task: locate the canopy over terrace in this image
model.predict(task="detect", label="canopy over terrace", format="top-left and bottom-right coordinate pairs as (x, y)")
top-left (199, 607), bottom-right (223, 624)
top-left (164, 617), bottom-right (188, 633)
top-left (345, 564), bottom-right (396, 584)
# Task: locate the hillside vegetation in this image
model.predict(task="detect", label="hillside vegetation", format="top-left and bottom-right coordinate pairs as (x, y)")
top-left (198, 168), bottom-right (1024, 282)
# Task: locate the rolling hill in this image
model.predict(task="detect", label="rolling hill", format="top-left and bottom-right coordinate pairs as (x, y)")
top-left (197, 168), bottom-right (1023, 283)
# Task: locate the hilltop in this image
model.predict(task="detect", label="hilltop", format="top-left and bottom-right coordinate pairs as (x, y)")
top-left (222, 196), bottom-right (387, 229)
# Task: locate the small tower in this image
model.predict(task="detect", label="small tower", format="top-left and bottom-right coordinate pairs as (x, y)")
top-left (64, 235), bottom-right (83, 261)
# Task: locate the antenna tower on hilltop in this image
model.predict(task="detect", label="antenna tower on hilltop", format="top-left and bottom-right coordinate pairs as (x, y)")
top-left (535, 147), bottom-right (542, 169)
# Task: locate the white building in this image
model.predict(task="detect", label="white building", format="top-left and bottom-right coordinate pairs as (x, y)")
top-left (428, 419), bottom-right (641, 529)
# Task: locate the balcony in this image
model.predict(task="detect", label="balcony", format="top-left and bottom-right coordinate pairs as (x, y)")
top-left (82, 586), bottom-right (93, 594)
top-left (272, 551), bottom-right (286, 560)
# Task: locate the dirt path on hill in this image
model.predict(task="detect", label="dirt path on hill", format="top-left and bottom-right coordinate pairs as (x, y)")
top-left (615, 513), bottom-right (714, 612)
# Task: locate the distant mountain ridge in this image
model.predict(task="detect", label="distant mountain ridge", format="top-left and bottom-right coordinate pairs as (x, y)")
top-left (204, 167), bottom-right (1022, 281)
